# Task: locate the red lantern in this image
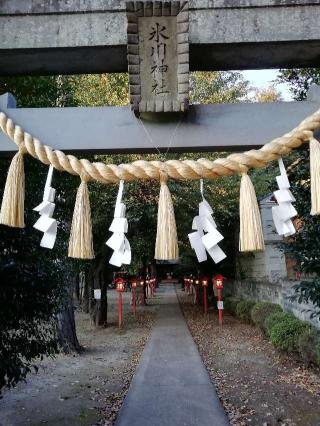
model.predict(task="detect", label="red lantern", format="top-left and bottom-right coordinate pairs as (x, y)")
top-left (115, 277), bottom-right (126, 293)
top-left (201, 277), bottom-right (210, 315)
top-left (115, 278), bottom-right (125, 328)
top-left (214, 274), bottom-right (224, 289)
top-left (213, 275), bottom-right (224, 326)
top-left (202, 278), bottom-right (208, 287)
top-left (139, 279), bottom-right (145, 305)
top-left (131, 280), bottom-right (137, 289)
top-left (131, 278), bottom-right (138, 316)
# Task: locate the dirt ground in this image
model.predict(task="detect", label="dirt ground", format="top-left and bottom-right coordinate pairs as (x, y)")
top-left (0, 290), bottom-right (157, 426)
top-left (179, 291), bottom-right (320, 426)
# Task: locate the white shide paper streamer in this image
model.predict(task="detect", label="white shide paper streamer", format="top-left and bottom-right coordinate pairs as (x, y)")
top-left (33, 165), bottom-right (57, 249)
top-left (106, 180), bottom-right (131, 267)
top-left (272, 158), bottom-right (297, 237)
top-left (188, 180), bottom-right (226, 264)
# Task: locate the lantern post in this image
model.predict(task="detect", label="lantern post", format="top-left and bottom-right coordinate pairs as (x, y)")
top-left (131, 279), bottom-right (137, 317)
top-left (140, 279), bottom-right (145, 306)
top-left (151, 277), bottom-right (155, 296)
top-left (194, 279), bottom-right (200, 305)
top-left (184, 277), bottom-right (190, 294)
top-left (202, 278), bottom-right (208, 315)
top-left (190, 278), bottom-right (194, 297)
top-left (214, 275), bottom-right (224, 326)
top-left (116, 278), bottom-right (125, 328)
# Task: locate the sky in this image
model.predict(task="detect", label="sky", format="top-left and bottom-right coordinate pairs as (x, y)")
top-left (242, 69), bottom-right (292, 101)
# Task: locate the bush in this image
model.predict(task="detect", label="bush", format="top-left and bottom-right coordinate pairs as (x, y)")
top-left (224, 297), bottom-right (241, 315)
top-left (315, 340), bottom-right (320, 366)
top-left (236, 300), bottom-right (256, 323)
top-left (269, 314), bottom-right (310, 353)
top-left (297, 327), bottom-right (320, 365)
top-left (265, 312), bottom-right (292, 337)
top-left (251, 302), bottom-right (283, 333)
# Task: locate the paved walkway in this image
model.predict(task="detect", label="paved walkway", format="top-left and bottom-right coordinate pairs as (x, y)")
top-left (116, 283), bottom-right (229, 426)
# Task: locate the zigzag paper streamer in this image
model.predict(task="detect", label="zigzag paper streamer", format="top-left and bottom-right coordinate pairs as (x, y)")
top-left (33, 165), bottom-right (57, 249)
top-left (188, 180), bottom-right (226, 264)
top-left (106, 180), bottom-right (131, 267)
top-left (272, 158), bottom-right (297, 237)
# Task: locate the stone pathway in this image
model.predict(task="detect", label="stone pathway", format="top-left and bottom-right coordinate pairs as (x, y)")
top-left (115, 283), bottom-right (229, 426)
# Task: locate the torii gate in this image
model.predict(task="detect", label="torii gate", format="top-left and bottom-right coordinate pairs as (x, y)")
top-left (1, 0), bottom-right (320, 262)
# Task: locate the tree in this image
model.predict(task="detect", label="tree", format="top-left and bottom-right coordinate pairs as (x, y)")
top-left (190, 71), bottom-right (249, 104)
top-left (254, 85), bottom-right (282, 103)
top-left (278, 68), bottom-right (320, 100)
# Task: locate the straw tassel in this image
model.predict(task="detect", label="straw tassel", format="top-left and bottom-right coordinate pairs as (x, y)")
top-left (68, 176), bottom-right (94, 259)
top-left (239, 172), bottom-right (265, 252)
top-left (0, 150), bottom-right (25, 228)
top-left (154, 170), bottom-right (179, 260)
top-left (310, 137), bottom-right (320, 215)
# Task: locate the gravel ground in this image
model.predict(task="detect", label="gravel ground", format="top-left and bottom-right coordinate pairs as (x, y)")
top-left (0, 290), bottom-right (157, 426)
top-left (178, 290), bottom-right (320, 426)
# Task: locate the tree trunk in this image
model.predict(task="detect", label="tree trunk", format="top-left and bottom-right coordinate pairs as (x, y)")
top-left (57, 278), bottom-right (81, 353)
top-left (81, 269), bottom-right (90, 314)
top-left (73, 273), bottom-right (80, 304)
top-left (90, 255), bottom-right (108, 327)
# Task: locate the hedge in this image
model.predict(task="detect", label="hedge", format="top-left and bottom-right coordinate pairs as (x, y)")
top-left (236, 300), bottom-right (255, 323)
top-left (264, 311), bottom-right (293, 337)
top-left (251, 302), bottom-right (283, 334)
top-left (269, 314), bottom-right (311, 353)
top-left (224, 297), bottom-right (241, 315)
top-left (221, 297), bottom-right (320, 366)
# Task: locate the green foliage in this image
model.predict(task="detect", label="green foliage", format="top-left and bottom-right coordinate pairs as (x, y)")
top-left (269, 314), bottom-right (311, 353)
top-left (265, 312), bottom-right (293, 337)
top-left (316, 340), bottom-right (320, 366)
top-left (190, 71), bottom-right (249, 104)
top-left (236, 300), bottom-right (256, 323)
top-left (251, 302), bottom-right (283, 333)
top-left (278, 69), bottom-right (320, 101)
top-left (0, 260), bottom-right (65, 390)
top-left (297, 327), bottom-right (320, 366)
top-left (0, 156), bottom-right (78, 392)
top-left (224, 297), bottom-right (241, 315)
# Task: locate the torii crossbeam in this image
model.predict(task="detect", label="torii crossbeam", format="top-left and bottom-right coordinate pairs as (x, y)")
top-left (1, 88), bottom-right (320, 156)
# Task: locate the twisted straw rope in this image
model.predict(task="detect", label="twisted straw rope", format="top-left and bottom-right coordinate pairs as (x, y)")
top-left (1, 109), bottom-right (320, 183)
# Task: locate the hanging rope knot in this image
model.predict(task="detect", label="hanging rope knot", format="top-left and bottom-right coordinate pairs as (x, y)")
top-left (239, 165), bottom-right (248, 176)
top-left (302, 130), bottom-right (314, 141)
top-left (18, 144), bottom-right (27, 155)
top-left (13, 125), bottom-right (27, 155)
top-left (117, 166), bottom-right (127, 182)
top-left (80, 170), bottom-right (91, 183)
top-left (159, 168), bottom-right (168, 185)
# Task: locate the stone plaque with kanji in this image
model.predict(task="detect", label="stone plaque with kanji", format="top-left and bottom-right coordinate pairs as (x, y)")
top-left (126, 1), bottom-right (189, 113)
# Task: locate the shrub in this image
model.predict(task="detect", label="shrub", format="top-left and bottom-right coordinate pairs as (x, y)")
top-left (224, 297), bottom-right (241, 315)
top-left (236, 300), bottom-right (256, 323)
top-left (269, 315), bottom-right (310, 353)
top-left (297, 327), bottom-right (320, 365)
top-left (315, 340), bottom-right (320, 366)
top-left (251, 302), bottom-right (283, 333)
top-left (265, 312), bottom-right (292, 337)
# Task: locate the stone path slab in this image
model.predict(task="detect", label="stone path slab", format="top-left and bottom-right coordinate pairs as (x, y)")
top-left (115, 283), bottom-right (229, 426)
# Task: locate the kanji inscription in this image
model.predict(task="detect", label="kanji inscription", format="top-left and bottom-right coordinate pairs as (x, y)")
top-left (126, 1), bottom-right (189, 114)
